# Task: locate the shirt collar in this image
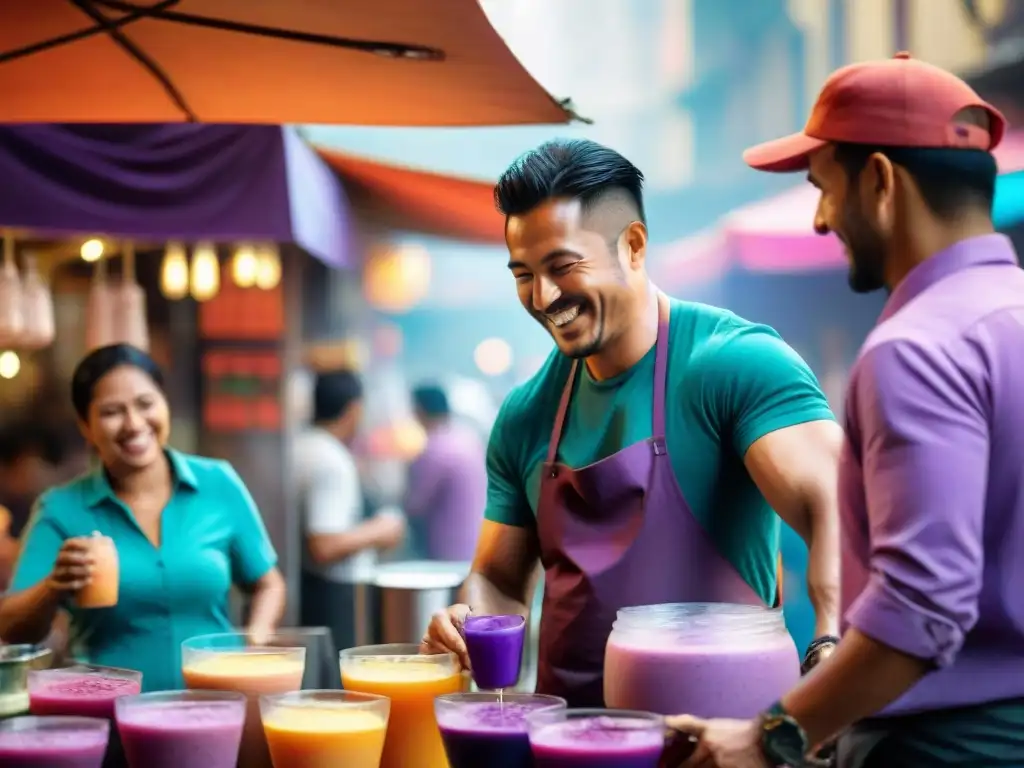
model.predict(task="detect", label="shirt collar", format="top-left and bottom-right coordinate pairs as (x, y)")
top-left (879, 234), bottom-right (1018, 323)
top-left (84, 448), bottom-right (198, 507)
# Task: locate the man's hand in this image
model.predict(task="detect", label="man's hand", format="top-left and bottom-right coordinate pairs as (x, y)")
top-left (374, 512), bottom-right (406, 551)
top-left (666, 716), bottom-right (768, 768)
top-left (420, 603), bottom-right (472, 670)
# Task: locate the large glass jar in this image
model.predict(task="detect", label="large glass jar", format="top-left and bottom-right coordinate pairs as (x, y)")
top-left (604, 603), bottom-right (800, 718)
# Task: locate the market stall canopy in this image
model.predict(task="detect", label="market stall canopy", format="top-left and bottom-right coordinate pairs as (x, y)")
top-left (0, 123), bottom-right (351, 268)
top-left (0, 1), bottom-right (578, 126)
top-left (317, 149), bottom-right (504, 244)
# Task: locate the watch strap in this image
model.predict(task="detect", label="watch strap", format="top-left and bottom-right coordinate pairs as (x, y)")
top-left (759, 701), bottom-right (812, 768)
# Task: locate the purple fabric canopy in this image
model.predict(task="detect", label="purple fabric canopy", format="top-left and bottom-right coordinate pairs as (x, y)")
top-left (0, 124), bottom-right (351, 268)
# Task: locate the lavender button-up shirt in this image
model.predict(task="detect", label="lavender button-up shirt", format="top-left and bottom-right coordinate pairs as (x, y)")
top-left (840, 234), bottom-right (1024, 716)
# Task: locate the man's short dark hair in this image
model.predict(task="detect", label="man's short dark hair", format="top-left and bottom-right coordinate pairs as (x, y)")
top-left (833, 144), bottom-right (997, 219)
top-left (494, 139), bottom-right (646, 224)
top-left (312, 370), bottom-right (363, 423)
top-left (411, 384), bottom-right (449, 419)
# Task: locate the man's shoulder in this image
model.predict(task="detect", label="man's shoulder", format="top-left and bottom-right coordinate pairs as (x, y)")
top-left (293, 428), bottom-right (355, 478)
top-left (665, 297), bottom-right (792, 374)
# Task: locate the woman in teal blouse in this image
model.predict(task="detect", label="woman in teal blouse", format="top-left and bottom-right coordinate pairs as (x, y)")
top-left (0, 344), bottom-right (287, 691)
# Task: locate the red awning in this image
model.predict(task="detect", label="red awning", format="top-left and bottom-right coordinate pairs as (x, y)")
top-left (0, 1), bottom-right (578, 126)
top-left (318, 149), bottom-right (504, 244)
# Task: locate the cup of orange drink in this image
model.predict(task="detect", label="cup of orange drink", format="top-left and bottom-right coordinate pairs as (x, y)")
top-left (340, 643), bottom-right (466, 768)
top-left (182, 633), bottom-right (305, 768)
top-left (76, 534), bottom-right (119, 609)
top-left (260, 690), bottom-right (389, 768)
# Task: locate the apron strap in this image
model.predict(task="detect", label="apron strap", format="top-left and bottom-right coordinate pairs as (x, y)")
top-left (547, 292), bottom-right (672, 463)
top-left (546, 359), bottom-right (579, 464)
top-left (652, 293), bottom-right (671, 438)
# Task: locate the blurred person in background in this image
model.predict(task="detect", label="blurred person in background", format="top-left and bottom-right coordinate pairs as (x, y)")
top-left (424, 138), bottom-right (843, 707)
top-left (294, 370), bottom-right (405, 651)
top-left (0, 344), bottom-right (286, 689)
top-left (402, 384), bottom-right (486, 562)
top-left (671, 54), bottom-right (1024, 768)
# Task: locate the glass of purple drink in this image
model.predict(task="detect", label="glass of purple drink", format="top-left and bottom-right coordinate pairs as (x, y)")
top-left (462, 614), bottom-right (526, 691)
top-left (0, 716), bottom-right (109, 768)
top-left (435, 692), bottom-right (566, 768)
top-left (526, 708), bottom-right (666, 768)
top-left (115, 690), bottom-right (246, 768)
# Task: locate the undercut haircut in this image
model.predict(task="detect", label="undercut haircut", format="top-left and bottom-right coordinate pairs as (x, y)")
top-left (494, 139), bottom-right (647, 225)
top-left (833, 107), bottom-right (998, 219)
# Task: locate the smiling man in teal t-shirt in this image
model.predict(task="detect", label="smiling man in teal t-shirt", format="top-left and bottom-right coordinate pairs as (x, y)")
top-left (422, 138), bottom-right (843, 708)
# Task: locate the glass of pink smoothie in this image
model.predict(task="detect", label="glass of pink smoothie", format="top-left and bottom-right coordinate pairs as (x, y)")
top-left (526, 709), bottom-right (666, 768)
top-left (181, 632), bottom-right (305, 768)
top-left (0, 715), bottom-right (109, 768)
top-left (28, 665), bottom-right (143, 719)
top-left (115, 690), bottom-right (246, 768)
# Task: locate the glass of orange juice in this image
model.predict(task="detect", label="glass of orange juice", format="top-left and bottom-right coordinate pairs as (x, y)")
top-left (76, 534), bottom-right (119, 609)
top-left (260, 690), bottom-right (389, 768)
top-left (182, 633), bottom-right (305, 768)
top-left (340, 643), bottom-right (465, 768)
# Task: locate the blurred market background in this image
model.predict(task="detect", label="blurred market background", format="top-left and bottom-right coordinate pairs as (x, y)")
top-left (2, 0), bottom-right (1023, 678)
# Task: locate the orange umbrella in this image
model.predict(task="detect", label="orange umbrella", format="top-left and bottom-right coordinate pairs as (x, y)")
top-left (1, 1), bottom-right (580, 126)
top-left (317, 149), bottom-right (504, 243)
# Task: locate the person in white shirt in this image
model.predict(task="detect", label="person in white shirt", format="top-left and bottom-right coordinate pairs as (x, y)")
top-left (294, 370), bottom-right (405, 651)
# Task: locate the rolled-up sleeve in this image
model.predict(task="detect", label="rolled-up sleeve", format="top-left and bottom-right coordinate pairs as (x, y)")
top-left (845, 340), bottom-right (987, 668)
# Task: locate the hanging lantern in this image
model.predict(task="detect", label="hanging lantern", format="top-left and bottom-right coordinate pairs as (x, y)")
top-left (254, 243), bottom-right (281, 290)
top-left (112, 242), bottom-right (149, 351)
top-left (160, 241), bottom-right (189, 300)
top-left (190, 241), bottom-right (220, 302)
top-left (84, 253), bottom-right (114, 352)
top-left (19, 252), bottom-right (55, 350)
top-left (0, 232), bottom-right (24, 349)
top-left (231, 243), bottom-right (258, 288)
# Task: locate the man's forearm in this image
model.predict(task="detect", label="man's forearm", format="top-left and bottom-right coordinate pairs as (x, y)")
top-left (781, 628), bottom-right (930, 748)
top-left (804, 505), bottom-right (841, 637)
top-left (459, 571), bottom-right (530, 617)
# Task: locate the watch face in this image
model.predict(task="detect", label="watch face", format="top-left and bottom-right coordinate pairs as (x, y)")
top-left (762, 717), bottom-right (808, 765)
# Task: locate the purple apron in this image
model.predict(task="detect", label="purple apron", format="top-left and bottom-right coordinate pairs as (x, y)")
top-left (535, 293), bottom-right (766, 707)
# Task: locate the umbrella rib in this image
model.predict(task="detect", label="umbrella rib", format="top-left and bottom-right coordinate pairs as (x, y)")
top-left (92, 0), bottom-right (445, 60)
top-left (0, 0), bottom-right (178, 65)
top-left (68, 0), bottom-right (198, 121)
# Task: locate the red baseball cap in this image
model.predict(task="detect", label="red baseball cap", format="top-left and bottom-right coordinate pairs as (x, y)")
top-left (744, 52), bottom-right (1007, 172)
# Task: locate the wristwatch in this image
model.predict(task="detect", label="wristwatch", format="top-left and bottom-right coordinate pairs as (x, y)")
top-left (759, 701), bottom-right (811, 768)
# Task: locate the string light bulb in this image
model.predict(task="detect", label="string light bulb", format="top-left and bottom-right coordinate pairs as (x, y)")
top-left (80, 239), bottom-right (104, 263)
top-left (159, 242), bottom-right (189, 300)
top-left (190, 242), bottom-right (220, 302)
top-left (254, 244), bottom-right (281, 290)
top-left (231, 244), bottom-right (258, 288)
top-left (0, 351), bottom-right (20, 379)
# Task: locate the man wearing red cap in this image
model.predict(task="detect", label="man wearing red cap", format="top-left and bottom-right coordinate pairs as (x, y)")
top-left (669, 54), bottom-right (1024, 767)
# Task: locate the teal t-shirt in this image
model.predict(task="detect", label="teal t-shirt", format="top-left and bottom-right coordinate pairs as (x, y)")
top-left (10, 450), bottom-right (278, 692)
top-left (485, 298), bottom-right (834, 603)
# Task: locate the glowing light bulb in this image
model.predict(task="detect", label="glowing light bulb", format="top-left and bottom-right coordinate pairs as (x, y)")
top-left (160, 242), bottom-right (189, 300)
top-left (190, 242), bottom-right (220, 302)
top-left (254, 244), bottom-right (281, 290)
top-left (231, 244), bottom-right (258, 288)
top-left (80, 239), bottom-right (104, 263)
top-left (0, 351), bottom-right (20, 379)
